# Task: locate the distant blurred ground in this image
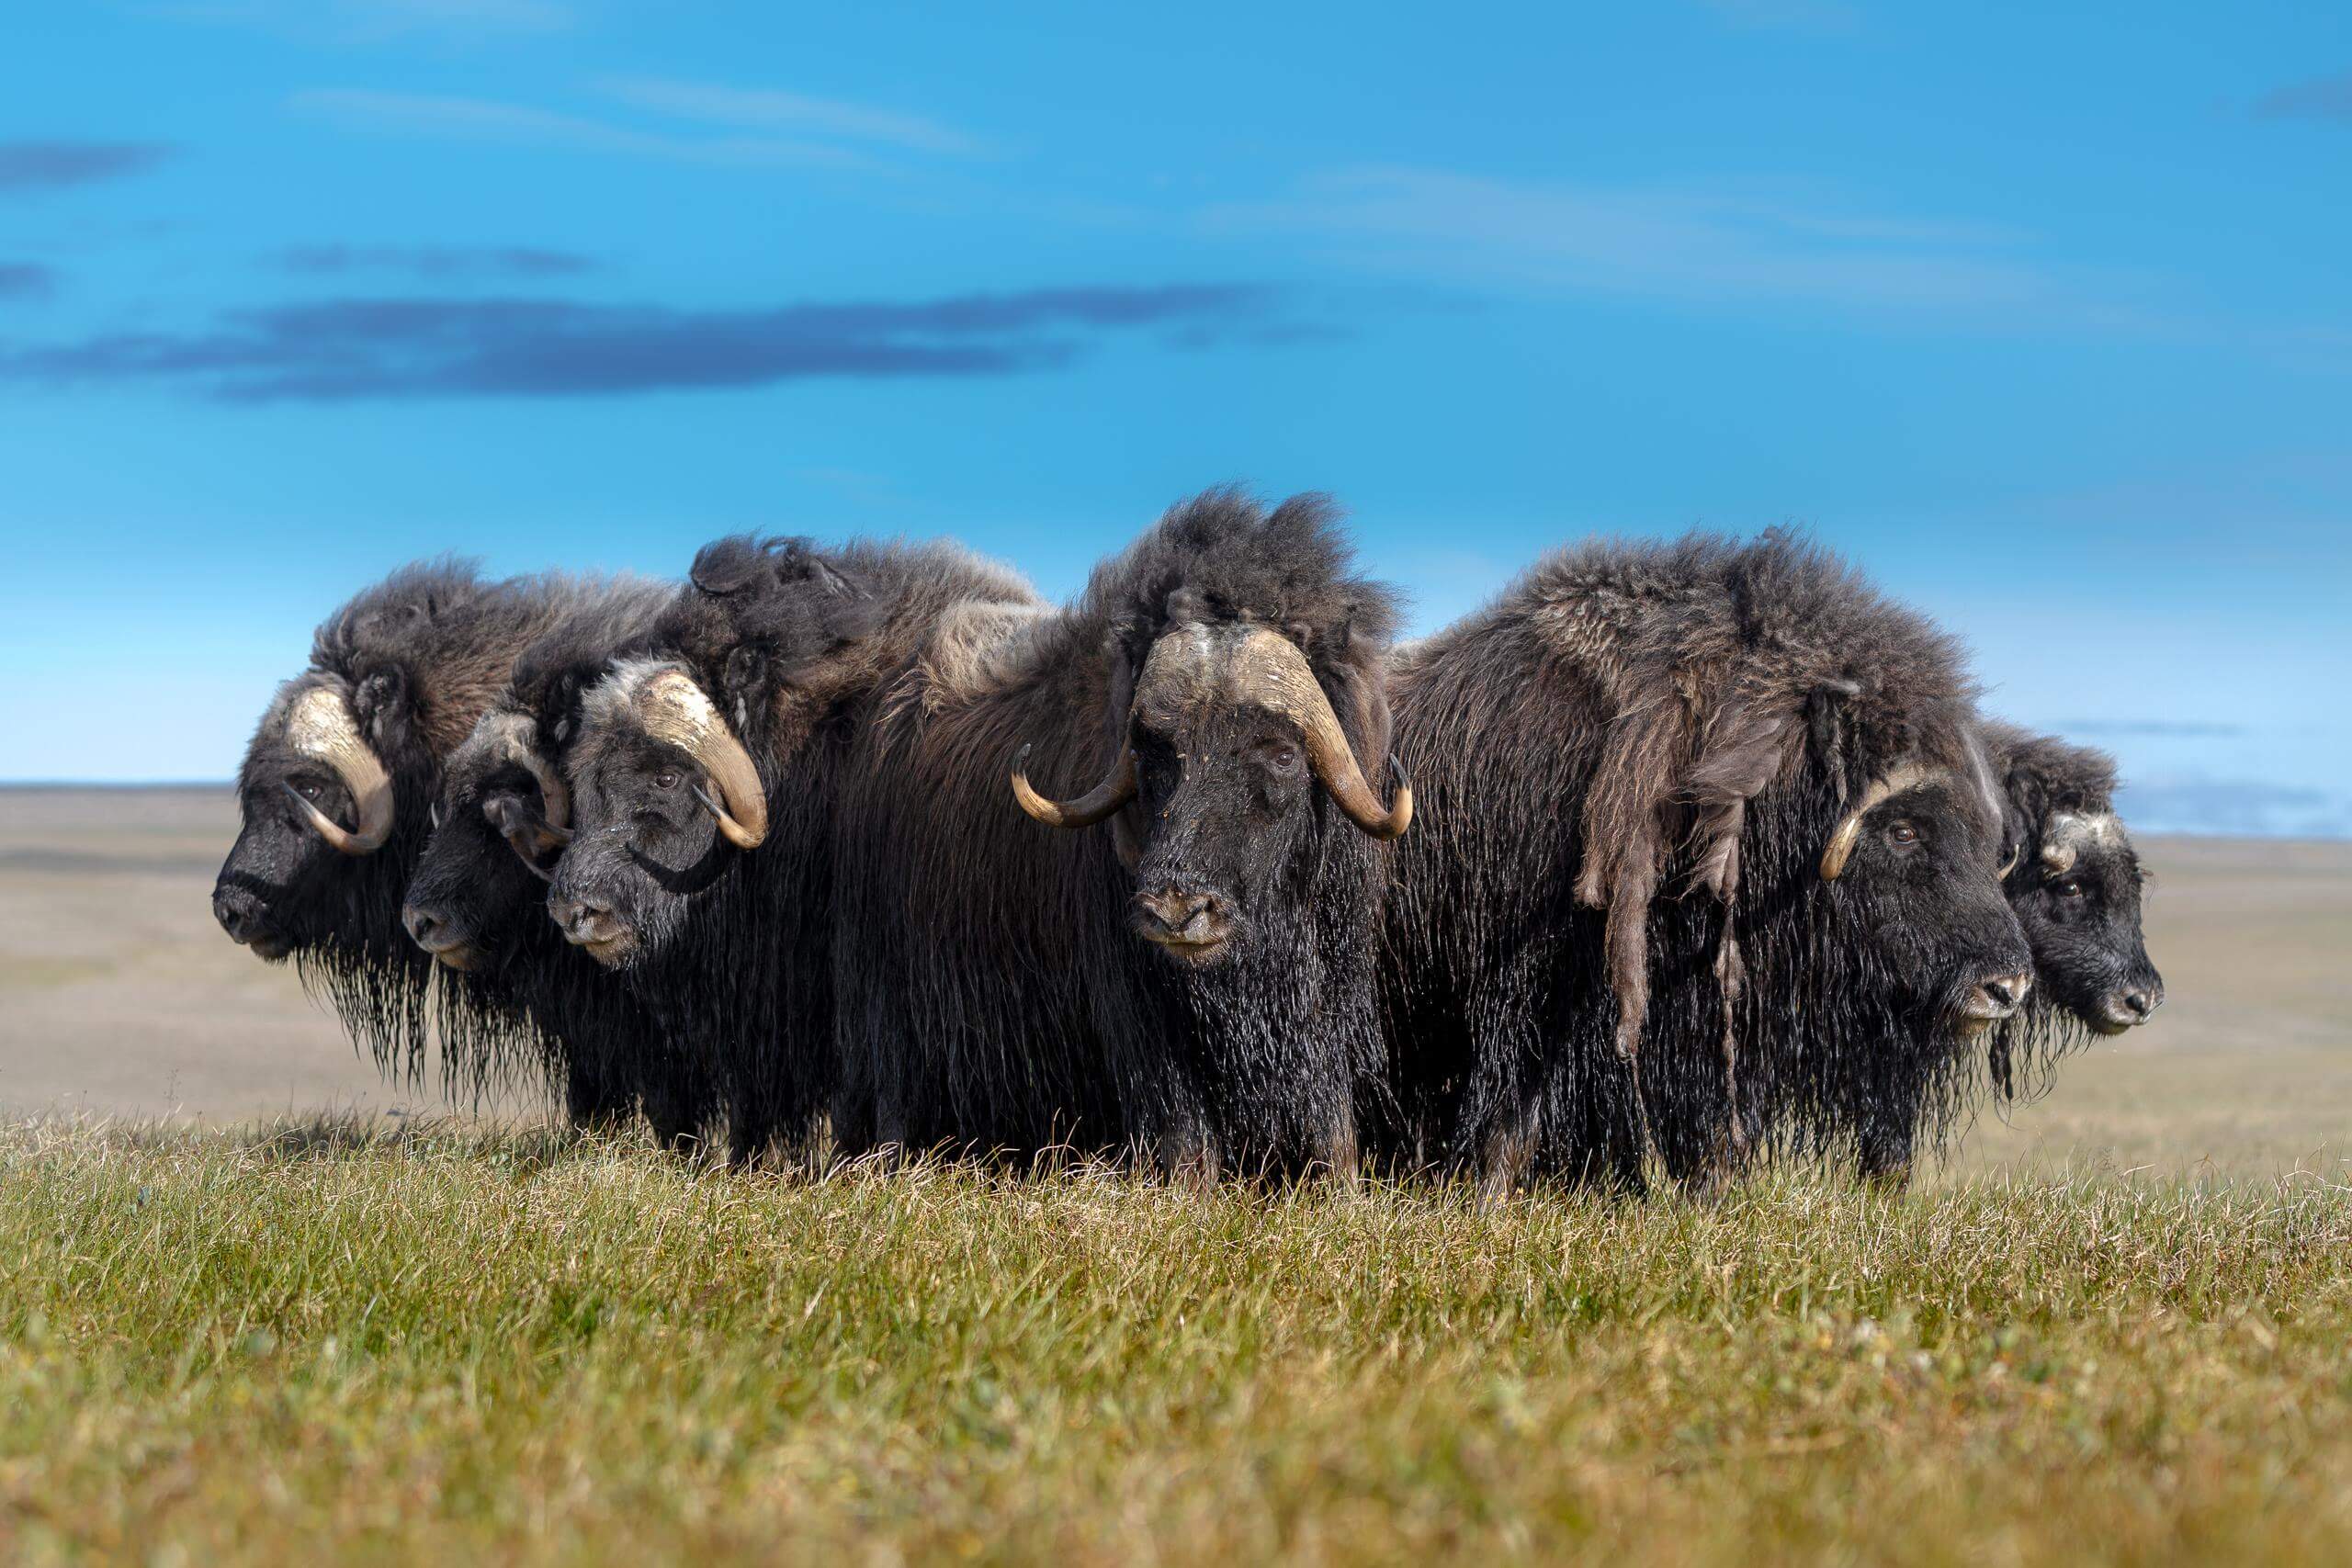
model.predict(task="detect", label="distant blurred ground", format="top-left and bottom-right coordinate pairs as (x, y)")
top-left (3, 788), bottom-right (2345, 1179)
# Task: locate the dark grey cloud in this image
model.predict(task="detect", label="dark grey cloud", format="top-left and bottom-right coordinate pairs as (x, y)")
top-left (275, 244), bottom-right (598, 279)
top-left (0, 141), bottom-right (175, 194)
top-left (0, 263), bottom-right (56, 299)
top-left (0, 283), bottom-right (1291, 400)
top-left (2256, 71), bottom-right (2352, 121)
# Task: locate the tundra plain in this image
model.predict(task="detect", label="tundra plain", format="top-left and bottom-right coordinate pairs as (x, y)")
top-left (0, 786), bottom-right (2346, 1563)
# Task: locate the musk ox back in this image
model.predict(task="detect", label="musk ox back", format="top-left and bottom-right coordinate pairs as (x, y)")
top-left (210, 560), bottom-right (581, 1084)
top-left (398, 575), bottom-right (703, 1137)
top-left (831, 489), bottom-right (1410, 1179)
top-left (548, 535), bottom-right (1044, 1165)
top-left (1382, 528), bottom-right (2032, 1192)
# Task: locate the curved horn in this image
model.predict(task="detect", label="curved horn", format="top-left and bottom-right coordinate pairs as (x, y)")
top-left (1011, 743), bottom-right (1136, 829)
top-left (1997, 840), bottom-right (2022, 880)
top-left (283, 685), bottom-right (394, 856)
top-left (1819, 761), bottom-right (1935, 881)
top-left (1234, 630), bottom-right (1412, 840)
top-left (638, 669), bottom-right (767, 852)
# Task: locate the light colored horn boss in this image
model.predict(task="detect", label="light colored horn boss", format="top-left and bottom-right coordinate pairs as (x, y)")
top-left (638, 670), bottom-right (768, 852)
top-left (1231, 630), bottom-right (1412, 840)
top-left (1818, 762), bottom-right (1935, 881)
top-left (282, 685), bottom-right (395, 856)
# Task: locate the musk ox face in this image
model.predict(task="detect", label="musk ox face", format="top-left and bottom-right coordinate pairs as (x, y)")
top-left (1819, 768), bottom-right (2036, 1037)
top-left (213, 676), bottom-right (401, 962)
top-left (401, 713), bottom-right (569, 974)
top-left (1013, 619), bottom-right (1409, 969)
top-left (2010, 812), bottom-right (2163, 1033)
top-left (546, 661), bottom-right (767, 970)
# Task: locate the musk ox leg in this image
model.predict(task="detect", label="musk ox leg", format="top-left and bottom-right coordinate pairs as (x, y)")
top-left (1313, 1107), bottom-right (1362, 1187)
top-left (560, 1053), bottom-right (633, 1136)
top-left (1855, 1120), bottom-right (1916, 1192)
top-left (637, 1073), bottom-right (709, 1157)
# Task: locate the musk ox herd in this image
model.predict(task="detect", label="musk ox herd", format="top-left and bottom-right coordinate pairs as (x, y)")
top-left (211, 491), bottom-right (2164, 1190)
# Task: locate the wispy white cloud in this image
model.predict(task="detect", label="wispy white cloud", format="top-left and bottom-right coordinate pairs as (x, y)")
top-left (1204, 167), bottom-right (2058, 315)
top-left (597, 77), bottom-right (988, 158)
top-left (290, 88), bottom-right (879, 171)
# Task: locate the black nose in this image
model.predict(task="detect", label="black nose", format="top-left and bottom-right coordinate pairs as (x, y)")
top-left (1984, 976), bottom-right (2018, 1010)
top-left (213, 888), bottom-right (258, 943)
top-left (2121, 987), bottom-right (2162, 1021)
top-left (1136, 887), bottom-right (1222, 936)
top-left (401, 904), bottom-right (445, 949)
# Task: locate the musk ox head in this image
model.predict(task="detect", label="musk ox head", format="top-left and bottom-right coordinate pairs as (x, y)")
top-left (1010, 493), bottom-right (1408, 968)
top-left (546, 659), bottom-right (767, 969)
top-left (401, 708), bottom-right (571, 973)
top-left (2007, 808), bottom-right (2163, 1033)
top-left (212, 669), bottom-right (410, 961)
top-left (1809, 741), bottom-right (2037, 1038)
top-left (544, 537), bottom-right (881, 969)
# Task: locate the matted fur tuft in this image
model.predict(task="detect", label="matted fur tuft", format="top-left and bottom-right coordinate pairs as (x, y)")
top-left (832, 489), bottom-right (1405, 1177)
top-left (1380, 527), bottom-right (2019, 1189)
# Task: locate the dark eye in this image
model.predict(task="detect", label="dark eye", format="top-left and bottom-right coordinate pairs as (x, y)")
top-left (652, 769), bottom-right (681, 791)
top-left (2054, 878), bottom-right (2085, 899)
top-left (1267, 745), bottom-right (1298, 772)
top-left (297, 782), bottom-right (322, 801)
top-left (1886, 819), bottom-right (1918, 846)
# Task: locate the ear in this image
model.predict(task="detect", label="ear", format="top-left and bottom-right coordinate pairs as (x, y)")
top-left (352, 666), bottom-right (413, 755)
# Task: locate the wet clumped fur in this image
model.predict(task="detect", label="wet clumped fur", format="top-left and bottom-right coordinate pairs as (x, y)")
top-left (1978, 719), bottom-right (2164, 1107)
top-left (554, 534), bottom-right (1044, 1166)
top-left (1381, 527), bottom-right (2030, 1190)
top-left (832, 488), bottom-right (1406, 1179)
top-left (404, 575), bottom-right (698, 1127)
top-left (215, 560), bottom-right (595, 1088)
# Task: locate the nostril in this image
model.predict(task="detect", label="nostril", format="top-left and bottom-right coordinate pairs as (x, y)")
top-left (212, 895), bottom-right (244, 938)
top-left (2123, 989), bottom-right (2154, 1019)
top-left (401, 906), bottom-right (441, 946)
top-left (1984, 977), bottom-right (2015, 1009)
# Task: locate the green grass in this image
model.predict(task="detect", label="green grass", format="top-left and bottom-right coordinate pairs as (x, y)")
top-left (3, 1121), bottom-right (2349, 1565)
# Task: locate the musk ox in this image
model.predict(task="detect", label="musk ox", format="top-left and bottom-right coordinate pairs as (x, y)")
top-left (829, 490), bottom-right (1411, 1179)
top-left (1380, 529), bottom-right (2033, 1193)
top-left (1982, 720), bottom-right (2165, 1100)
top-left (396, 576), bottom-right (711, 1139)
top-left (1815, 720), bottom-right (2168, 1182)
top-left (210, 561), bottom-right (581, 1083)
top-left (547, 535), bottom-right (1044, 1166)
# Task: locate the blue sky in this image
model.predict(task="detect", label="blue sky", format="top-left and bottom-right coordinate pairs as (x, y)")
top-left (2, 1), bottom-right (2347, 833)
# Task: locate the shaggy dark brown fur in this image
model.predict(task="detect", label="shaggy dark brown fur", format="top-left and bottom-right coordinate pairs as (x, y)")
top-left (400, 576), bottom-right (699, 1132)
top-left (1979, 719), bottom-right (2164, 1104)
top-left (831, 489), bottom-right (1405, 1178)
top-left (213, 562), bottom-right (598, 1087)
top-left (1380, 528), bottom-right (2031, 1190)
top-left (550, 535), bottom-right (1044, 1165)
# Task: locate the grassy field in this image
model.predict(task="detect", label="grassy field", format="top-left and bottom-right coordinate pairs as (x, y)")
top-left (5, 791), bottom-right (2349, 1562)
top-left (3, 1122), bottom-right (2349, 1564)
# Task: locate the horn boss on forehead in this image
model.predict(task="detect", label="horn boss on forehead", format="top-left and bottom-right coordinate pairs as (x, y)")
top-left (283, 684), bottom-right (395, 856)
top-left (636, 668), bottom-right (768, 852)
top-left (477, 710), bottom-right (571, 839)
top-left (1008, 624), bottom-right (1410, 840)
top-left (1818, 761), bottom-right (1935, 882)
